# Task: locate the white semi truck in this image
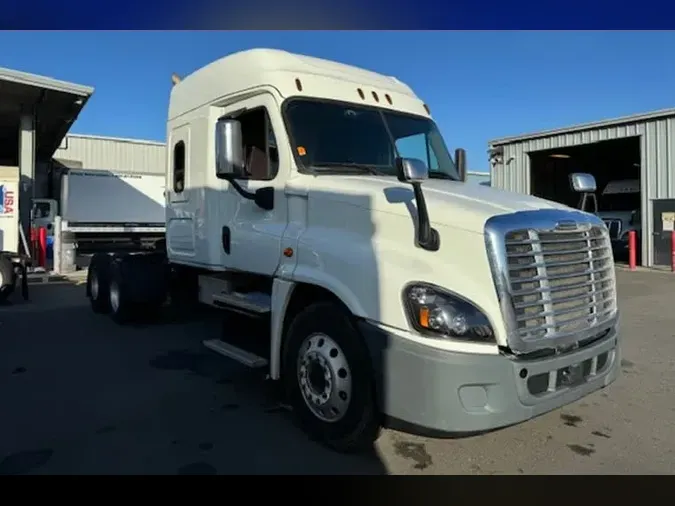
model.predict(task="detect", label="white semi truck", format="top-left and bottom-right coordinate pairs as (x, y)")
top-left (85, 49), bottom-right (621, 453)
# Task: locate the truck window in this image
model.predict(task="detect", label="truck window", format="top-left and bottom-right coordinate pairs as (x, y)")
top-left (599, 191), bottom-right (640, 212)
top-left (173, 141), bottom-right (186, 193)
top-left (396, 133), bottom-right (439, 171)
top-left (236, 107), bottom-right (278, 181)
top-left (283, 99), bottom-right (458, 180)
top-left (32, 201), bottom-right (51, 219)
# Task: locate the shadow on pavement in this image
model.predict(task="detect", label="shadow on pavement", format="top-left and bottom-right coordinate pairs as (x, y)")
top-left (0, 286), bottom-right (388, 475)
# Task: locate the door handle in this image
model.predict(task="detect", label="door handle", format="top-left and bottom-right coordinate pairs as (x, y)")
top-left (222, 226), bottom-right (231, 254)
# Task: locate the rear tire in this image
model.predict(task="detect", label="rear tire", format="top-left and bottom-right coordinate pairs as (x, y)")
top-left (282, 301), bottom-right (381, 454)
top-left (87, 254), bottom-right (112, 314)
top-left (0, 255), bottom-right (16, 304)
top-left (108, 259), bottom-right (136, 325)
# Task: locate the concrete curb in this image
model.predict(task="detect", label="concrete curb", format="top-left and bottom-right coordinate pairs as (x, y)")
top-left (615, 265), bottom-right (675, 275)
top-left (26, 273), bottom-right (87, 286)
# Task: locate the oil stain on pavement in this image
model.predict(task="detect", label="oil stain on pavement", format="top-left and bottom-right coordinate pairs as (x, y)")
top-left (567, 444), bottom-right (595, 457)
top-left (393, 441), bottom-right (433, 470)
top-left (560, 413), bottom-right (583, 427)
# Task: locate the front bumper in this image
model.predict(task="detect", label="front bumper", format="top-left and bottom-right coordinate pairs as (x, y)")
top-left (358, 320), bottom-right (620, 435)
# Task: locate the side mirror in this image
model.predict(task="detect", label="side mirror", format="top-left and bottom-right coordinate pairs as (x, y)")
top-left (395, 157), bottom-right (429, 184)
top-left (455, 148), bottom-right (467, 182)
top-left (215, 118), bottom-right (245, 178)
top-left (569, 172), bottom-right (597, 193)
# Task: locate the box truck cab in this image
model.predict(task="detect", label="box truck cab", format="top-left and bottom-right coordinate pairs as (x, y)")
top-left (85, 49), bottom-right (620, 453)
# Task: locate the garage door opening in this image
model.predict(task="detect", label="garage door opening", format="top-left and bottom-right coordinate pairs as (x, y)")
top-left (529, 136), bottom-right (642, 264)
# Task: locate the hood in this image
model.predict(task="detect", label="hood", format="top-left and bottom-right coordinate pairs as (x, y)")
top-left (299, 175), bottom-right (570, 233)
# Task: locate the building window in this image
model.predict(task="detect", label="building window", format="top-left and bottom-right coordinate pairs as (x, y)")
top-left (173, 141), bottom-right (185, 193)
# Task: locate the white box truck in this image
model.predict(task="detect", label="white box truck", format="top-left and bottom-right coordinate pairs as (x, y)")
top-left (32, 169), bottom-right (166, 255)
top-left (84, 49), bottom-right (621, 453)
top-left (0, 165), bottom-right (30, 302)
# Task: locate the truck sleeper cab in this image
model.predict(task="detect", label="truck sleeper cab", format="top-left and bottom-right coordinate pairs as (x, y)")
top-left (85, 49), bottom-right (620, 453)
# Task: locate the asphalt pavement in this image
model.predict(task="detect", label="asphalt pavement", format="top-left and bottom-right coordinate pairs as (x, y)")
top-left (0, 268), bottom-right (673, 474)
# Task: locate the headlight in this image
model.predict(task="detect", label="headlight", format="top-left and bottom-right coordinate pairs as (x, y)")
top-left (403, 283), bottom-right (495, 342)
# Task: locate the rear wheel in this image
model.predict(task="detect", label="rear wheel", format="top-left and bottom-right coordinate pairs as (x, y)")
top-left (283, 301), bottom-right (381, 453)
top-left (0, 255), bottom-right (16, 304)
top-left (108, 259), bottom-right (136, 325)
top-left (87, 254), bottom-right (111, 314)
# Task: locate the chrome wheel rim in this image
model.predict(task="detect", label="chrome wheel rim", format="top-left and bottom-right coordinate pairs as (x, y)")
top-left (297, 332), bottom-right (352, 423)
top-left (109, 280), bottom-right (120, 313)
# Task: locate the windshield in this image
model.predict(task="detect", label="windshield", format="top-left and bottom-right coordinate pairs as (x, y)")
top-left (600, 192), bottom-right (640, 212)
top-left (283, 99), bottom-right (459, 180)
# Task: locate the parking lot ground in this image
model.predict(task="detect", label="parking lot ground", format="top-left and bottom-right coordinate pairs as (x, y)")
top-left (0, 269), bottom-right (674, 475)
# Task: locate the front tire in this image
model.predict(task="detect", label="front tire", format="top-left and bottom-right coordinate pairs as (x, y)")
top-left (283, 301), bottom-right (381, 453)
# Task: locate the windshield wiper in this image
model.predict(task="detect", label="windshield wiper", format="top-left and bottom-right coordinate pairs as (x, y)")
top-left (311, 162), bottom-right (389, 176)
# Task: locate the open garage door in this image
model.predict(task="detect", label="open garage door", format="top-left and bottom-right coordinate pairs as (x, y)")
top-left (528, 137), bottom-right (642, 264)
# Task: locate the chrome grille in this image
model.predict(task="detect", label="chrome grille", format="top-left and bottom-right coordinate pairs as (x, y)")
top-left (602, 219), bottom-right (621, 239)
top-left (504, 225), bottom-right (617, 343)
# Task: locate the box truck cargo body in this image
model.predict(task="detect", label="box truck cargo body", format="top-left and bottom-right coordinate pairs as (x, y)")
top-left (33, 169), bottom-right (166, 253)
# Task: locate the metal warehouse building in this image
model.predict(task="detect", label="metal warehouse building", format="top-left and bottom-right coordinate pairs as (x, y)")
top-left (54, 134), bottom-right (165, 175)
top-left (0, 64), bottom-right (166, 251)
top-left (41, 133), bottom-right (165, 202)
top-left (488, 107), bottom-right (675, 268)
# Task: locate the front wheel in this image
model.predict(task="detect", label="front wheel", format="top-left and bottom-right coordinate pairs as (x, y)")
top-left (283, 301), bottom-right (381, 453)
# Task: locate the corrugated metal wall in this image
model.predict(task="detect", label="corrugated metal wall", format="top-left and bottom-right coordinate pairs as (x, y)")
top-left (54, 134), bottom-right (166, 175)
top-left (489, 116), bottom-right (675, 267)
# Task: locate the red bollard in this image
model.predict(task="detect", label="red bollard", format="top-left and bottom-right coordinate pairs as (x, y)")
top-left (30, 226), bottom-right (38, 260)
top-left (38, 227), bottom-right (47, 268)
top-left (671, 231), bottom-right (675, 273)
top-left (628, 230), bottom-right (637, 271)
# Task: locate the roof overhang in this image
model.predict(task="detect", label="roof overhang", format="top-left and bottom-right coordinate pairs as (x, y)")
top-left (489, 106), bottom-right (675, 147)
top-left (0, 66), bottom-right (94, 163)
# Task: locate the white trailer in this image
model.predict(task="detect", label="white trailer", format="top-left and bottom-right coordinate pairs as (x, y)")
top-left (33, 169), bottom-right (166, 254)
top-left (0, 165), bottom-right (31, 302)
top-left (84, 49), bottom-right (621, 453)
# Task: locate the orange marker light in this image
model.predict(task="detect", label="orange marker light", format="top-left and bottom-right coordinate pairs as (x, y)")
top-left (297, 146), bottom-right (306, 156)
top-left (419, 307), bottom-right (430, 328)
top-left (283, 247), bottom-right (294, 258)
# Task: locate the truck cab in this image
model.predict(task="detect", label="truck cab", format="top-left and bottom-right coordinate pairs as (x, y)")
top-left (597, 179), bottom-right (641, 258)
top-left (31, 198), bottom-right (58, 235)
top-left (85, 48), bottom-right (621, 453)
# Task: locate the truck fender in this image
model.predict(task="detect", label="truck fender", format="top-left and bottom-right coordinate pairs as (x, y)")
top-left (268, 271), bottom-right (367, 380)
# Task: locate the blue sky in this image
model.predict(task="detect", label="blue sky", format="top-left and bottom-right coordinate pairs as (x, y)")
top-left (1, 31), bottom-right (675, 173)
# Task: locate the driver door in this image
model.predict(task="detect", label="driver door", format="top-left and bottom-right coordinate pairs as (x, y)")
top-left (219, 93), bottom-right (288, 276)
